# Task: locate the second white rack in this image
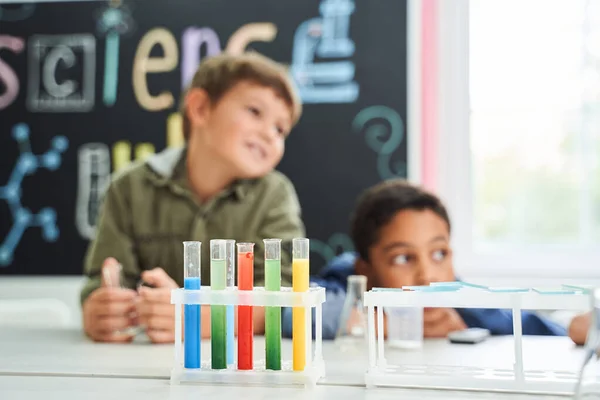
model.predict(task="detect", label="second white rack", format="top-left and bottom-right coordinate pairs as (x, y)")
top-left (363, 283), bottom-right (594, 395)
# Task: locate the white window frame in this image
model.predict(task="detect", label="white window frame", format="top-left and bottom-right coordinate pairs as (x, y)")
top-left (407, 0), bottom-right (423, 186)
top-left (435, 0), bottom-right (600, 283)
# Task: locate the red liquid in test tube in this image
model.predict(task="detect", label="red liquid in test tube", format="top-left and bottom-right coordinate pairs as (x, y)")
top-left (237, 243), bottom-right (255, 370)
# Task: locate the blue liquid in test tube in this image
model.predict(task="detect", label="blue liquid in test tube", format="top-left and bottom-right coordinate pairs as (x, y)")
top-left (183, 241), bottom-right (201, 369)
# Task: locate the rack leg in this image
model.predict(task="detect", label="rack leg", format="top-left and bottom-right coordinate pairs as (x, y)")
top-left (512, 303), bottom-right (524, 383)
top-left (305, 305), bottom-right (312, 368)
top-left (377, 306), bottom-right (385, 367)
top-left (315, 304), bottom-right (322, 363)
top-left (175, 303), bottom-right (182, 367)
top-left (368, 305), bottom-right (376, 368)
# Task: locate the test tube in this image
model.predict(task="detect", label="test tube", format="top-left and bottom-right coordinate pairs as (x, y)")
top-left (237, 242), bottom-right (255, 370)
top-left (101, 258), bottom-right (145, 337)
top-left (210, 239), bottom-right (227, 369)
top-left (292, 238), bottom-right (310, 371)
top-left (225, 239), bottom-right (235, 367)
top-left (264, 238), bottom-right (282, 370)
top-left (183, 241), bottom-right (201, 369)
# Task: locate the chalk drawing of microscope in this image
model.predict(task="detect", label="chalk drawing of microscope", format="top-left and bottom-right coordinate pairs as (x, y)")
top-left (290, 0), bottom-right (359, 104)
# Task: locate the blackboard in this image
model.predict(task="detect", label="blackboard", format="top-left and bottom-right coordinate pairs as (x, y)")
top-left (0, 0), bottom-right (408, 275)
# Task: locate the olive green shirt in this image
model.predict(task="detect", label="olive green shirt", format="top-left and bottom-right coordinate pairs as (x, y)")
top-left (80, 146), bottom-right (305, 303)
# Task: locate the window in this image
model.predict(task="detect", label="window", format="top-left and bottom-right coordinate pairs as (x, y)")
top-left (438, 0), bottom-right (600, 279)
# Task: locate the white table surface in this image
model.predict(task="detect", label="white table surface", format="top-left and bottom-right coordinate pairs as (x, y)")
top-left (0, 327), bottom-right (586, 380)
top-left (0, 327), bottom-right (588, 398)
top-left (0, 375), bottom-right (571, 400)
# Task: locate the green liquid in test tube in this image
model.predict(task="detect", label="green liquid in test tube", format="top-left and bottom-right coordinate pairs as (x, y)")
top-left (264, 238), bottom-right (281, 370)
top-left (211, 239), bottom-right (227, 369)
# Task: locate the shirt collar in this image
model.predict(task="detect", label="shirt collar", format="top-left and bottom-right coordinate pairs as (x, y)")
top-left (145, 146), bottom-right (252, 201)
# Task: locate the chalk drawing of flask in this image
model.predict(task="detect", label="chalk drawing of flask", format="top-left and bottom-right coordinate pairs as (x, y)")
top-left (76, 143), bottom-right (110, 240)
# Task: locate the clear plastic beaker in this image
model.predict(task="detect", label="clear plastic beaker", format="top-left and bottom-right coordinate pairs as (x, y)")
top-left (384, 306), bottom-right (423, 349)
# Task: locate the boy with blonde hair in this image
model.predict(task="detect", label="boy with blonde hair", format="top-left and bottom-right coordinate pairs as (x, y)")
top-left (82, 52), bottom-right (305, 343)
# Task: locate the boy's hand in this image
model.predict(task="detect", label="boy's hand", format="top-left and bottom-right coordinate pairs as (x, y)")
top-left (423, 308), bottom-right (467, 338)
top-left (83, 258), bottom-right (138, 342)
top-left (569, 312), bottom-right (591, 346)
top-left (137, 267), bottom-right (179, 344)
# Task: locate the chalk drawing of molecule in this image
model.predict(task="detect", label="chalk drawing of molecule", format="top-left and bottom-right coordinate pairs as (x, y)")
top-left (0, 123), bottom-right (69, 266)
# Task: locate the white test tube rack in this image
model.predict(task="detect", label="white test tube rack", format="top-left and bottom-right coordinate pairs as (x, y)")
top-left (170, 286), bottom-right (326, 387)
top-left (363, 284), bottom-right (595, 395)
